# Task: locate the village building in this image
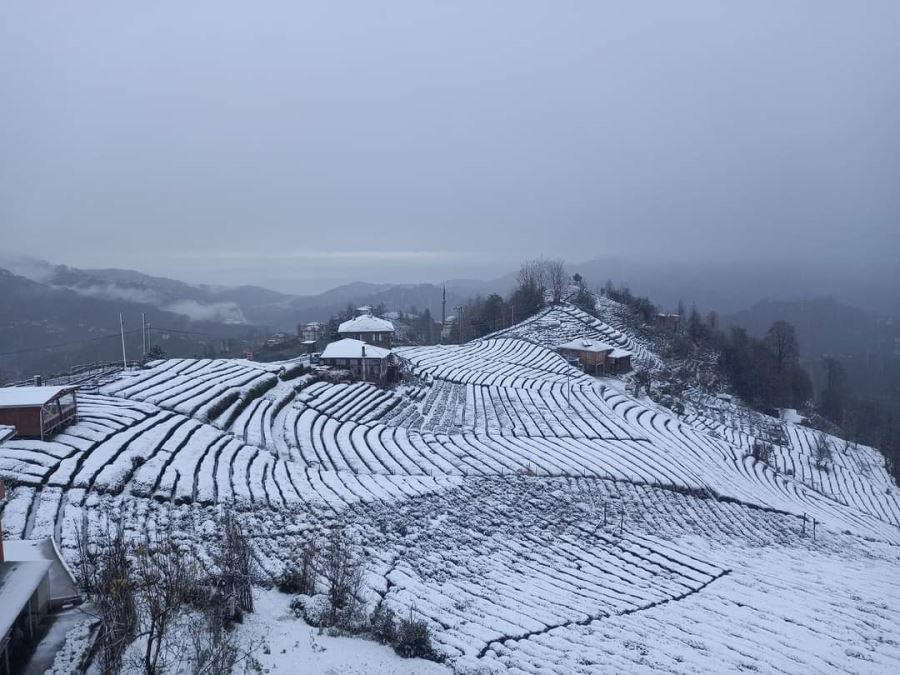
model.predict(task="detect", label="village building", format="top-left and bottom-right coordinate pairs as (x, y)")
top-left (606, 348), bottom-right (634, 374)
top-left (338, 314), bottom-right (395, 348)
top-left (657, 313), bottom-right (681, 333)
top-left (320, 338), bottom-right (394, 383)
top-left (556, 339), bottom-right (634, 376)
top-left (299, 321), bottom-right (323, 343)
top-left (0, 482), bottom-right (80, 675)
top-left (0, 387), bottom-right (78, 440)
top-left (557, 338), bottom-right (615, 375)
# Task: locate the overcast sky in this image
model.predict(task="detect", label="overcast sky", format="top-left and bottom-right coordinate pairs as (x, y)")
top-left (2, 1), bottom-right (898, 292)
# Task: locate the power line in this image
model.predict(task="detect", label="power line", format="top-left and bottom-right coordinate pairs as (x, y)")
top-left (0, 329), bottom-right (144, 357)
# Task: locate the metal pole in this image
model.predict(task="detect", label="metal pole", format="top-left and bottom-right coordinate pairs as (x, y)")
top-left (142, 312), bottom-right (147, 357)
top-left (147, 322), bottom-right (152, 354)
top-left (119, 312), bottom-right (128, 370)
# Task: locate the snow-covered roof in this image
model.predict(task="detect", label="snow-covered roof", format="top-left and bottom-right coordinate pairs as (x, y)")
top-left (0, 560), bottom-right (52, 640)
top-left (557, 338), bottom-right (614, 354)
top-left (304, 321), bottom-right (322, 328)
top-left (321, 338), bottom-right (391, 360)
top-left (338, 315), bottom-right (395, 333)
top-left (0, 386), bottom-right (77, 409)
top-left (3, 537), bottom-right (80, 603)
top-left (609, 348), bottom-right (632, 359)
top-left (0, 425), bottom-right (14, 442)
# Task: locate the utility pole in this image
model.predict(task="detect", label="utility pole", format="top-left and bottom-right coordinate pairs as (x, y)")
top-left (141, 313), bottom-right (147, 357)
top-left (147, 322), bottom-right (152, 354)
top-left (441, 284), bottom-right (446, 338)
top-left (119, 313), bottom-right (128, 370)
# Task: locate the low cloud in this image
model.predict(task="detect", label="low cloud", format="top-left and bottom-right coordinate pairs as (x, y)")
top-left (59, 283), bottom-right (165, 306)
top-left (161, 299), bottom-right (247, 324)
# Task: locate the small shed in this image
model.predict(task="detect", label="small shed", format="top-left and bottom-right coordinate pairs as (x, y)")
top-left (0, 387), bottom-right (78, 440)
top-left (606, 348), bottom-right (633, 374)
top-left (0, 559), bottom-right (52, 674)
top-left (320, 338), bottom-right (394, 383)
top-left (657, 313), bottom-right (681, 333)
top-left (557, 339), bottom-right (614, 375)
top-left (338, 315), bottom-right (395, 348)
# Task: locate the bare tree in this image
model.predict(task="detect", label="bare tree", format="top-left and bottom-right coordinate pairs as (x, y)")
top-left (321, 530), bottom-right (364, 627)
top-left (75, 515), bottom-right (137, 674)
top-left (212, 509), bottom-right (254, 619)
top-left (132, 535), bottom-right (197, 675)
top-left (516, 258), bottom-right (546, 292)
top-left (545, 259), bottom-right (566, 304)
top-left (814, 432), bottom-right (833, 471)
top-left (765, 320), bottom-right (799, 375)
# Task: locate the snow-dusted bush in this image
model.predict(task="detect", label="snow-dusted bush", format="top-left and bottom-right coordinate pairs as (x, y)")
top-left (276, 539), bottom-right (319, 595)
top-left (290, 593), bottom-right (330, 625)
top-left (750, 440), bottom-right (773, 465)
top-left (393, 610), bottom-right (441, 661)
top-left (369, 603), bottom-right (398, 645)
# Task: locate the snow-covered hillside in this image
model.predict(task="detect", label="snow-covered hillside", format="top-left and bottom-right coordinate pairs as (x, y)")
top-left (2, 301), bottom-right (899, 673)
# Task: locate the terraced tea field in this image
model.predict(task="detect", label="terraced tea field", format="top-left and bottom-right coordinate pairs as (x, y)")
top-left (2, 302), bottom-right (899, 673)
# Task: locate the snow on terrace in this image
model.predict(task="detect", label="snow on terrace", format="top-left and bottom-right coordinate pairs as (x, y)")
top-left (488, 302), bottom-right (662, 369)
top-left (2, 319), bottom-right (900, 672)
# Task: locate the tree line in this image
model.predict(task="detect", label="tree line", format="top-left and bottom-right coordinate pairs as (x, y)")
top-left (447, 258), bottom-right (587, 343)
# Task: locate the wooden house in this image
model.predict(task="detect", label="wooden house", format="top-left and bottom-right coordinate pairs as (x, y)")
top-left (556, 339), bottom-right (614, 375)
top-left (656, 313), bottom-right (681, 333)
top-left (0, 387), bottom-right (78, 440)
top-left (606, 348), bottom-right (633, 374)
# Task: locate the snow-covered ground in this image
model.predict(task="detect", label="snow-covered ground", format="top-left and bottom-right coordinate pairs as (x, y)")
top-left (238, 590), bottom-right (451, 675)
top-left (2, 301), bottom-right (899, 673)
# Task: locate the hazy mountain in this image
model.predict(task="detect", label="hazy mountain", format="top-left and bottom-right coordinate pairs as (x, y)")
top-left (0, 268), bottom-right (259, 382)
top-left (573, 257), bottom-right (900, 316)
top-left (724, 297), bottom-right (885, 359)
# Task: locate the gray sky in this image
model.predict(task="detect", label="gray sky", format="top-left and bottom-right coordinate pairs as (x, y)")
top-left (2, 1), bottom-right (899, 293)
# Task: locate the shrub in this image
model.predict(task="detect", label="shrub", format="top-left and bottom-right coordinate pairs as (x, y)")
top-left (393, 610), bottom-right (440, 661)
top-left (290, 594), bottom-right (330, 625)
top-left (370, 603), bottom-right (397, 645)
top-left (276, 539), bottom-right (319, 595)
top-left (750, 440), bottom-right (773, 464)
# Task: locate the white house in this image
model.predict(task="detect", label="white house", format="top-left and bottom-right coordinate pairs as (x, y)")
top-left (338, 315), bottom-right (395, 348)
top-left (320, 338), bottom-right (394, 383)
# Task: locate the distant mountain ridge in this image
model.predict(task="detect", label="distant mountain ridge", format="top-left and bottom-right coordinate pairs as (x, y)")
top-left (724, 297), bottom-right (884, 360)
